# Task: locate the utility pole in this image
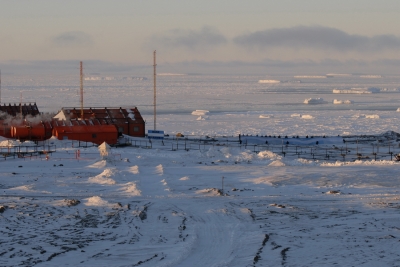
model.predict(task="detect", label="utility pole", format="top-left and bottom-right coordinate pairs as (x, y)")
top-left (20, 91), bottom-right (22, 117)
top-left (0, 69), bottom-right (1, 103)
top-left (153, 50), bottom-right (157, 130)
top-left (221, 176), bottom-right (224, 195)
top-left (80, 61), bottom-right (84, 119)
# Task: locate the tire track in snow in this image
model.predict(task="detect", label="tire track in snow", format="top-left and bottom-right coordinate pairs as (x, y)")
top-left (173, 200), bottom-right (260, 267)
top-left (135, 164), bottom-right (171, 198)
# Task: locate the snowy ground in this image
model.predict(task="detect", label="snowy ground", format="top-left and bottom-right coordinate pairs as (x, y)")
top-left (1, 135), bottom-right (400, 267)
top-left (1, 74), bottom-right (400, 266)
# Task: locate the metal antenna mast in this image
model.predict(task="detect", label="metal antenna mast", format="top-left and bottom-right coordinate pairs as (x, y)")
top-left (0, 69), bottom-right (1, 104)
top-left (20, 91), bottom-right (22, 117)
top-left (80, 61), bottom-right (84, 119)
top-left (153, 50), bottom-right (157, 130)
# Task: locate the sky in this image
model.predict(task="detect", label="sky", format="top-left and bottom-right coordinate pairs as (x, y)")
top-left (1, 0), bottom-right (400, 75)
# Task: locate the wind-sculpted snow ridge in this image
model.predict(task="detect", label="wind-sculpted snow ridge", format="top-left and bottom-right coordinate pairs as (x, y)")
top-left (257, 150), bottom-right (281, 160)
top-left (268, 160), bottom-right (286, 166)
top-left (84, 196), bottom-right (114, 207)
top-left (119, 182), bottom-right (141, 196)
top-left (88, 168), bottom-right (117, 185)
top-left (196, 188), bottom-right (224, 196)
top-left (200, 146), bottom-right (281, 164)
top-left (88, 160), bottom-right (108, 169)
top-left (155, 164), bottom-right (164, 175)
top-left (129, 165), bottom-right (139, 174)
top-left (0, 139), bottom-right (23, 146)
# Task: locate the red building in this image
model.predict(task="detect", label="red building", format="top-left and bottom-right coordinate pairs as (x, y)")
top-left (52, 119), bottom-right (118, 145)
top-left (54, 107), bottom-right (145, 137)
top-left (0, 105), bottom-right (146, 145)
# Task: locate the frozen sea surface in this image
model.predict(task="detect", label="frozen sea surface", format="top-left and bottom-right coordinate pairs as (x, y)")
top-left (1, 74), bottom-right (400, 266)
top-left (3, 74), bottom-right (400, 114)
top-left (3, 73), bottom-right (400, 136)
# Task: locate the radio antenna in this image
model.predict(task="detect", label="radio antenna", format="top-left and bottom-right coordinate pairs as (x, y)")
top-left (153, 50), bottom-right (157, 130)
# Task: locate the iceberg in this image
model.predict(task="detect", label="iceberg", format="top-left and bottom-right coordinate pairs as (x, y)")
top-left (258, 80), bottom-right (280, 84)
top-left (333, 87), bottom-right (380, 94)
top-left (303, 98), bottom-right (326, 104)
top-left (333, 99), bottom-right (354, 104)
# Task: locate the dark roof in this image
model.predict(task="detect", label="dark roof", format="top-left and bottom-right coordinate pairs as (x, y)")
top-left (0, 103), bottom-right (40, 117)
top-left (59, 107), bottom-right (144, 124)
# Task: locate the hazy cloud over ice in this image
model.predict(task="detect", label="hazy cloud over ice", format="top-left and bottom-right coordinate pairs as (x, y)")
top-left (52, 31), bottom-right (94, 47)
top-left (233, 26), bottom-right (400, 52)
top-left (149, 26), bottom-right (227, 50)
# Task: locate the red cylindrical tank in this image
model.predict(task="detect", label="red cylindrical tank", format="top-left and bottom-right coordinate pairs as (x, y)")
top-left (12, 125), bottom-right (46, 140)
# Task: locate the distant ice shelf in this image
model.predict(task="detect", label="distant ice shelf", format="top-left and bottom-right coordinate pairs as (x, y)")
top-left (158, 73), bottom-right (186, 76)
top-left (294, 75), bottom-right (326, 79)
top-left (333, 87), bottom-right (380, 94)
top-left (326, 73), bottom-right (352, 77)
top-left (360, 75), bottom-right (382, 78)
top-left (84, 76), bottom-right (147, 81)
top-left (333, 99), bottom-right (354, 104)
top-left (191, 110), bottom-right (210, 116)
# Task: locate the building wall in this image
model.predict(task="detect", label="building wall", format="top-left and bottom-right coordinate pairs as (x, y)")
top-left (52, 125), bottom-right (118, 145)
top-left (113, 121), bottom-right (145, 137)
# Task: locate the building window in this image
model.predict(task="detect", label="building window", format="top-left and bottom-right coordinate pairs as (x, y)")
top-left (92, 134), bottom-right (97, 138)
top-left (134, 126), bottom-right (139, 132)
